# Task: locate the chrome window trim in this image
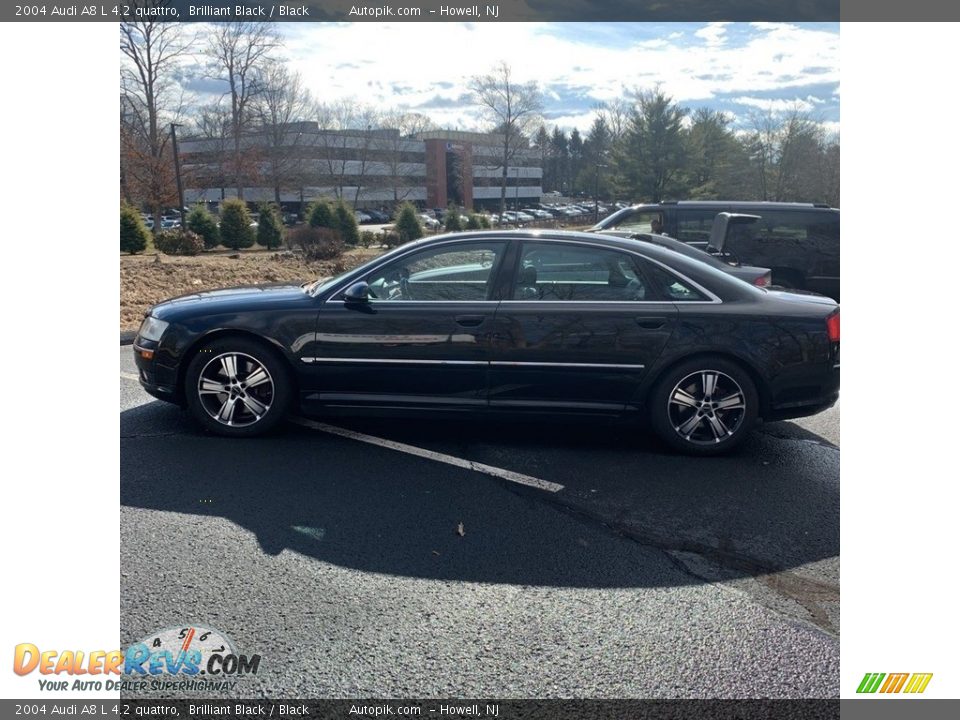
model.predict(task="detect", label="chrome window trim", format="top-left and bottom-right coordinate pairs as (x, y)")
top-left (318, 234), bottom-right (724, 305)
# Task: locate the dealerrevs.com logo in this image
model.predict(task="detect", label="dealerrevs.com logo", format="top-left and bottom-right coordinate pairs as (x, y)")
top-left (857, 672), bottom-right (933, 694)
top-left (13, 625), bottom-right (261, 692)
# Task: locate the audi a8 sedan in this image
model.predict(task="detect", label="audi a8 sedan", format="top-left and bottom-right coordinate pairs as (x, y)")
top-left (133, 230), bottom-right (839, 455)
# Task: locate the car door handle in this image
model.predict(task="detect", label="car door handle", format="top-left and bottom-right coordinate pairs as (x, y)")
top-left (635, 316), bottom-right (667, 330)
top-left (454, 315), bottom-right (486, 327)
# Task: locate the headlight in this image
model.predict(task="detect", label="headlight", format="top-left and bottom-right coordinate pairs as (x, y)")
top-left (138, 316), bottom-right (169, 342)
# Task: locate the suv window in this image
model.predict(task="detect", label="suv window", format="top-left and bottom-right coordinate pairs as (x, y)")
top-left (726, 211), bottom-right (839, 253)
top-left (607, 210), bottom-right (664, 234)
top-left (676, 209), bottom-right (725, 243)
top-left (515, 242), bottom-right (647, 301)
top-left (364, 242), bottom-right (504, 301)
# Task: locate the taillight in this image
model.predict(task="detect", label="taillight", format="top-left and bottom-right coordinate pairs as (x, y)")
top-left (826, 311), bottom-right (840, 342)
top-left (754, 272), bottom-right (771, 287)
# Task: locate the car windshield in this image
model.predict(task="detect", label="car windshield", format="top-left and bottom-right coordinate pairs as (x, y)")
top-left (305, 242), bottom-right (418, 296)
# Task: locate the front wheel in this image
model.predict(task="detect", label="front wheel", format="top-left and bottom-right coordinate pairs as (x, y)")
top-left (184, 337), bottom-right (292, 437)
top-left (649, 358), bottom-right (759, 456)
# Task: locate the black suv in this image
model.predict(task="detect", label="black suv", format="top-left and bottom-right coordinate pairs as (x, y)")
top-left (592, 201), bottom-right (840, 301)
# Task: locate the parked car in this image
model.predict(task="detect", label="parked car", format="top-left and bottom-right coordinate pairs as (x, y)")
top-left (595, 213), bottom-right (772, 287)
top-left (355, 210), bottom-right (372, 224)
top-left (133, 230), bottom-right (839, 455)
top-left (418, 213), bottom-right (441, 230)
top-left (592, 201), bottom-right (839, 300)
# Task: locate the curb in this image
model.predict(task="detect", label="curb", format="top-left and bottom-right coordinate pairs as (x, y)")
top-left (120, 331), bottom-right (137, 346)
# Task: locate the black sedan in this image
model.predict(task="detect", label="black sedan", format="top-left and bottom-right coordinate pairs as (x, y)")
top-left (133, 230), bottom-right (840, 455)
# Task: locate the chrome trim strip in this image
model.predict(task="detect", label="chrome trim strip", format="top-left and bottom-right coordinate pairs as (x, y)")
top-left (302, 357), bottom-right (485, 365)
top-left (301, 357), bottom-right (645, 370)
top-left (491, 361), bottom-right (645, 370)
top-left (834, 363), bottom-right (841, 369)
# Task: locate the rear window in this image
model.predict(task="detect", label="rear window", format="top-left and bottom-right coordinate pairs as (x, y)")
top-left (726, 211), bottom-right (839, 249)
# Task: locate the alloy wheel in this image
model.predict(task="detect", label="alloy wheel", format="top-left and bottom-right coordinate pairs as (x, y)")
top-left (667, 370), bottom-right (747, 445)
top-left (197, 352), bottom-right (275, 428)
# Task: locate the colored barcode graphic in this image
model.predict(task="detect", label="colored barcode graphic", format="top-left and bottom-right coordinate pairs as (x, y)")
top-left (857, 673), bottom-right (933, 694)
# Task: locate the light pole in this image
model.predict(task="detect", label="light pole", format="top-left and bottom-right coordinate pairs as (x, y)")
top-left (594, 162), bottom-right (608, 223)
top-left (170, 123), bottom-right (186, 229)
top-left (514, 166), bottom-right (520, 211)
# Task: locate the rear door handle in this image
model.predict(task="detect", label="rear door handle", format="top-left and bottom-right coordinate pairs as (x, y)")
top-left (455, 314), bottom-right (486, 327)
top-left (635, 316), bottom-right (667, 330)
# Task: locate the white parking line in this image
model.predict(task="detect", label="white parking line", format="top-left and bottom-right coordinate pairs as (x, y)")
top-left (118, 369), bottom-right (563, 493)
top-left (290, 417), bottom-right (564, 493)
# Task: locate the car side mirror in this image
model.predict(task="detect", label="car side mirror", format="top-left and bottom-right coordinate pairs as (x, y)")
top-left (343, 281), bottom-right (371, 303)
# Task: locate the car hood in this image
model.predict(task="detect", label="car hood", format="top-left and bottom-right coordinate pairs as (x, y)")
top-left (149, 283), bottom-right (310, 320)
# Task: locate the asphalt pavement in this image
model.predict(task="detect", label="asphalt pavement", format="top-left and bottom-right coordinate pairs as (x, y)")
top-left (120, 347), bottom-right (839, 698)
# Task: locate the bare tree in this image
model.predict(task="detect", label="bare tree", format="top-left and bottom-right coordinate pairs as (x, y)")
top-left (120, 8), bottom-right (191, 227)
top-left (311, 101), bottom-right (380, 204)
top-left (206, 21), bottom-right (279, 199)
top-left (372, 111), bottom-right (434, 207)
top-left (184, 101), bottom-right (234, 201)
top-left (254, 62), bottom-right (312, 204)
top-left (469, 62), bottom-right (543, 213)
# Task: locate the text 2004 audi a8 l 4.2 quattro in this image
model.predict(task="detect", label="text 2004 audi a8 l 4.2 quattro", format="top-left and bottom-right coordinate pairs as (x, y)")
top-left (133, 230), bottom-right (839, 456)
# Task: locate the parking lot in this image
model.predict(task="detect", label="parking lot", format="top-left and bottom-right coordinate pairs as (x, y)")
top-left (120, 346), bottom-right (839, 698)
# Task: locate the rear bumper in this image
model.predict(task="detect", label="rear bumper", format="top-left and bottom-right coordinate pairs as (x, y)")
top-left (766, 361), bottom-right (840, 421)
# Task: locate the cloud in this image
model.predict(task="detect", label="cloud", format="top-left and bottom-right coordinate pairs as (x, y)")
top-left (732, 96), bottom-right (817, 113)
top-left (694, 22), bottom-right (730, 47)
top-left (157, 22), bottom-right (838, 135)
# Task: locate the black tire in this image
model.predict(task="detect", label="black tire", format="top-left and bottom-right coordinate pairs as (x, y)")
top-left (184, 336), bottom-right (293, 437)
top-left (649, 356), bottom-right (759, 456)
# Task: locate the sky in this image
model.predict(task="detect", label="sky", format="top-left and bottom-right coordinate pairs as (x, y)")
top-left (177, 21), bottom-right (840, 137)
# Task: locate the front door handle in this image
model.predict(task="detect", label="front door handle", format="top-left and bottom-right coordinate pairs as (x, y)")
top-left (455, 314), bottom-right (486, 327)
top-left (635, 316), bottom-right (667, 330)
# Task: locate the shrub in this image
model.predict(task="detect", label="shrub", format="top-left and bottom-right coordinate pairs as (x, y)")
top-left (359, 230), bottom-right (376, 248)
top-left (307, 199), bottom-right (336, 229)
top-left (154, 229), bottom-right (204, 256)
top-left (382, 231), bottom-right (404, 249)
top-left (186, 204), bottom-right (220, 249)
top-left (257, 203), bottom-right (284, 249)
top-left (334, 200), bottom-right (361, 246)
top-left (219, 198), bottom-right (255, 250)
top-left (120, 204), bottom-right (149, 254)
top-left (394, 202), bottom-right (424, 243)
top-left (444, 203), bottom-right (463, 232)
top-left (288, 225), bottom-right (345, 261)
top-left (479, 214), bottom-right (492, 229)
top-left (466, 213), bottom-right (483, 230)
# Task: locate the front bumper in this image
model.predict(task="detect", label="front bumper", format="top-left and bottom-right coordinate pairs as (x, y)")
top-left (132, 338), bottom-right (181, 405)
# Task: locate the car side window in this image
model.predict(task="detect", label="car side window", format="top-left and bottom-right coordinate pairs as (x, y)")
top-left (364, 242), bottom-right (505, 301)
top-left (608, 211), bottom-right (662, 234)
top-left (646, 264), bottom-right (708, 302)
top-left (514, 242), bottom-right (647, 302)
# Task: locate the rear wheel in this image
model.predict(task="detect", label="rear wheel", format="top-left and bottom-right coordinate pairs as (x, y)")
top-left (184, 337), bottom-right (292, 437)
top-left (650, 357), bottom-right (759, 455)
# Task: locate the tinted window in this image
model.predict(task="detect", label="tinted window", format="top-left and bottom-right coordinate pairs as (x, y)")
top-left (364, 242), bottom-right (504, 301)
top-left (726, 211), bottom-right (839, 253)
top-left (647, 264), bottom-right (708, 302)
top-left (676, 209), bottom-right (724, 243)
top-left (515, 242), bottom-right (647, 301)
top-left (606, 210), bottom-right (665, 234)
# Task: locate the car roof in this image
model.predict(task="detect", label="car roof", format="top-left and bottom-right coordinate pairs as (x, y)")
top-left (631, 200), bottom-right (839, 212)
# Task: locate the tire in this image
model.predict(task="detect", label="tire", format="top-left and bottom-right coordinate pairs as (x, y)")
top-left (184, 336), bottom-right (293, 437)
top-left (649, 357), bottom-right (759, 456)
